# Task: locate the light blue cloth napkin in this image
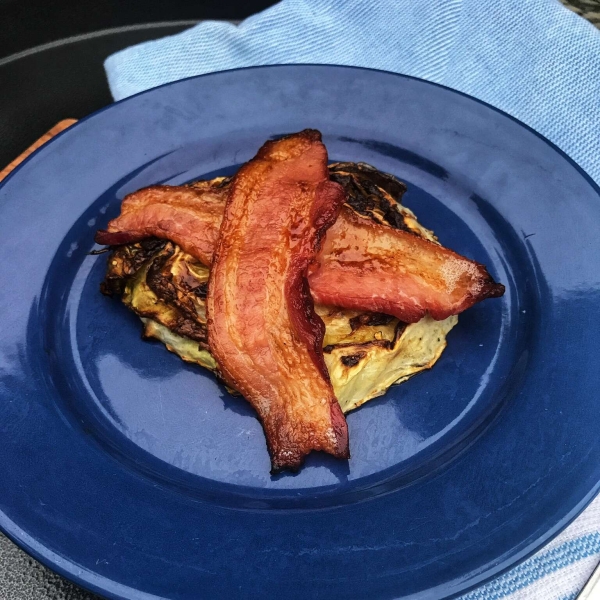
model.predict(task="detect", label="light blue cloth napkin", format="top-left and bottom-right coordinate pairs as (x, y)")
top-left (105, 0), bottom-right (600, 185)
top-left (104, 2), bottom-right (600, 598)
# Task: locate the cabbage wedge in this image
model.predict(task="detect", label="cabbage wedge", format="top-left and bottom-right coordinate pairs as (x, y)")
top-left (99, 162), bottom-right (457, 413)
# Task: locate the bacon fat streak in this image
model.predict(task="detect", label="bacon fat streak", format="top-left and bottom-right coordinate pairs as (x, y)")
top-left (309, 207), bottom-right (504, 321)
top-left (207, 130), bottom-right (349, 472)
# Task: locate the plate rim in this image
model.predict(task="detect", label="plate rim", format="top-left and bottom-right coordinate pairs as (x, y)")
top-left (3, 63), bottom-right (598, 196)
top-left (1, 63), bottom-right (599, 600)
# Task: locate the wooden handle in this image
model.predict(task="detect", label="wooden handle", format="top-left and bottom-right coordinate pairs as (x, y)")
top-left (0, 119), bottom-right (78, 182)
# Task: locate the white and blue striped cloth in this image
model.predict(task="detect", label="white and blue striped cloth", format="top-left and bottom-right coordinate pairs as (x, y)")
top-left (104, 1), bottom-right (600, 597)
top-left (461, 495), bottom-right (600, 599)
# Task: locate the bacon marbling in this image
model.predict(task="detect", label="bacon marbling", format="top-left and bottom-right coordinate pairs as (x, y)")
top-left (95, 182), bottom-right (226, 266)
top-left (207, 130), bottom-right (349, 472)
top-left (308, 207), bottom-right (505, 322)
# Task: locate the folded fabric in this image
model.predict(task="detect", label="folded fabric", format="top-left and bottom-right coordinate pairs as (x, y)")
top-left (105, 0), bottom-right (600, 185)
top-left (104, 1), bottom-right (600, 597)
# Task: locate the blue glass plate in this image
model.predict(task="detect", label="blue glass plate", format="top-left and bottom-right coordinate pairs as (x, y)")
top-left (1, 65), bottom-right (599, 600)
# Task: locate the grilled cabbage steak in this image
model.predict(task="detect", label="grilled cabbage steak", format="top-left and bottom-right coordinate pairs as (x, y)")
top-left (100, 162), bottom-right (458, 414)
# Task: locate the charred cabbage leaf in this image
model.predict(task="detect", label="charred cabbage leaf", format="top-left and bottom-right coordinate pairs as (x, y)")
top-left (100, 162), bottom-right (458, 414)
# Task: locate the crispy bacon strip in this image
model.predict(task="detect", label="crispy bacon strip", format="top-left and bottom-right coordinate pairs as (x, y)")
top-left (95, 182), bottom-right (226, 266)
top-left (96, 165), bottom-right (504, 324)
top-left (308, 207), bottom-right (505, 322)
top-left (207, 130), bottom-right (349, 472)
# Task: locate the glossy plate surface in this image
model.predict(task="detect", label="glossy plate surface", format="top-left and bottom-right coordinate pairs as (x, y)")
top-left (1, 65), bottom-right (599, 600)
